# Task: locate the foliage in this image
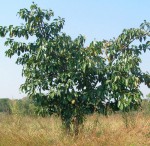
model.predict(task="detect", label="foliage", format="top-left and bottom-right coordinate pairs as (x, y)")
top-left (142, 99), bottom-right (150, 115)
top-left (10, 97), bottom-right (36, 115)
top-left (0, 98), bottom-right (11, 113)
top-left (146, 93), bottom-right (150, 99)
top-left (99, 26), bottom-right (150, 112)
top-left (0, 3), bottom-right (150, 134)
top-left (0, 97), bottom-right (36, 115)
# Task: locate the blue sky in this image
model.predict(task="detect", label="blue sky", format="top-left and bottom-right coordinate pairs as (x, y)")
top-left (0, 0), bottom-right (150, 98)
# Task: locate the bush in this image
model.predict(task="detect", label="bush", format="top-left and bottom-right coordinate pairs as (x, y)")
top-left (142, 99), bottom-right (150, 115)
top-left (9, 97), bottom-right (37, 115)
top-left (0, 98), bottom-right (11, 114)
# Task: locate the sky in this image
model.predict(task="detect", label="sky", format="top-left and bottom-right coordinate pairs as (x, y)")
top-left (0, 0), bottom-right (150, 99)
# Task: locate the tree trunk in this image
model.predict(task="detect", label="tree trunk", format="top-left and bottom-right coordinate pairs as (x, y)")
top-left (72, 116), bottom-right (79, 136)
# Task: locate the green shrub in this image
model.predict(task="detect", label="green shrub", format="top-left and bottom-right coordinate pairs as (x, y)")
top-left (0, 98), bottom-right (11, 114)
top-left (9, 97), bottom-right (37, 115)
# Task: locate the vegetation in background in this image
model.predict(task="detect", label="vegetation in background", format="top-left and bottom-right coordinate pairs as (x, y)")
top-left (146, 93), bottom-right (150, 100)
top-left (10, 97), bottom-right (37, 115)
top-left (0, 3), bottom-right (150, 135)
top-left (0, 97), bottom-right (36, 115)
top-left (142, 98), bottom-right (150, 116)
top-left (0, 97), bottom-right (150, 122)
top-left (0, 98), bottom-right (11, 113)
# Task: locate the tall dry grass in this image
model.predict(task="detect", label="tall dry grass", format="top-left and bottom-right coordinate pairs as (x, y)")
top-left (0, 112), bottom-right (149, 146)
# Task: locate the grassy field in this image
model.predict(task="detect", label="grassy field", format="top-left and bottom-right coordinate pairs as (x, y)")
top-left (0, 112), bottom-right (150, 146)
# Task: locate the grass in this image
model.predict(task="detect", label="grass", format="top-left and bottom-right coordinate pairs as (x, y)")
top-left (0, 112), bottom-right (150, 146)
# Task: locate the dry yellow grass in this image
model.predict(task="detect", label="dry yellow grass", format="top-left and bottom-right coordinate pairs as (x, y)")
top-left (0, 112), bottom-right (149, 146)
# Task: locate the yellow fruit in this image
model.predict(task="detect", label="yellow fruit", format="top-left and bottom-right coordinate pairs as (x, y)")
top-left (71, 100), bottom-right (75, 104)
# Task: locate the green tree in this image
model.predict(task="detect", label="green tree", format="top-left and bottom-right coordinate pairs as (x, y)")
top-left (98, 25), bottom-right (150, 112)
top-left (0, 98), bottom-right (11, 113)
top-left (0, 3), bottom-right (150, 135)
top-left (9, 97), bottom-right (36, 115)
top-left (0, 3), bottom-right (105, 135)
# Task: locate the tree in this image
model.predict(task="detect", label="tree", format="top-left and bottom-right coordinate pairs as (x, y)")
top-left (0, 3), bottom-right (150, 135)
top-left (0, 3), bottom-right (105, 135)
top-left (0, 98), bottom-right (11, 113)
top-left (98, 25), bottom-right (150, 112)
top-left (9, 97), bottom-right (36, 115)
